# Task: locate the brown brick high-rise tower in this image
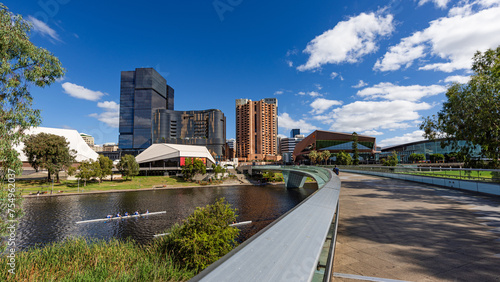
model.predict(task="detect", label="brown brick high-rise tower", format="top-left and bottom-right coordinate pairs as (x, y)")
top-left (236, 98), bottom-right (278, 161)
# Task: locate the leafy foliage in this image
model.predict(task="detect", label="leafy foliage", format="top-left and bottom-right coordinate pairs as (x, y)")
top-left (23, 133), bottom-right (76, 183)
top-left (181, 158), bottom-right (206, 180)
top-left (117, 154), bottom-right (139, 180)
top-left (420, 46), bottom-right (500, 167)
top-left (308, 150), bottom-right (319, 164)
top-left (152, 198), bottom-right (239, 273)
top-left (430, 153), bottom-right (445, 163)
top-left (383, 151), bottom-right (398, 166)
top-left (352, 132), bottom-right (360, 165)
top-left (77, 160), bottom-right (97, 187)
top-left (335, 151), bottom-right (352, 165)
top-left (320, 150), bottom-right (331, 165)
top-left (96, 155), bottom-right (113, 183)
top-left (0, 4), bottom-right (65, 180)
top-left (409, 153), bottom-right (426, 163)
top-left (0, 3), bottom-right (64, 253)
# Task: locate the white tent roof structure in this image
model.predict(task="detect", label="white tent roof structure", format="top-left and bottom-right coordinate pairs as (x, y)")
top-left (14, 127), bottom-right (99, 162)
top-left (136, 144), bottom-right (216, 164)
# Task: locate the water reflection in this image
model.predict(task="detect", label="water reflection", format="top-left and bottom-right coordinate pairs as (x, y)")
top-left (18, 183), bottom-right (317, 250)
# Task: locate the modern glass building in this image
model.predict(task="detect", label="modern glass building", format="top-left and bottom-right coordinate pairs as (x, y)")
top-left (119, 68), bottom-right (225, 156)
top-left (293, 130), bottom-right (377, 163)
top-left (152, 109), bottom-right (226, 158)
top-left (290, 129), bottom-right (300, 138)
top-left (381, 139), bottom-right (482, 163)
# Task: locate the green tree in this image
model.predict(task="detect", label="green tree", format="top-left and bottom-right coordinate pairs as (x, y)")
top-left (152, 198), bottom-right (239, 273)
top-left (77, 160), bottom-right (96, 187)
top-left (308, 150), bottom-right (319, 165)
top-left (0, 4), bottom-right (65, 180)
top-left (383, 151), bottom-right (399, 166)
top-left (320, 150), bottom-right (331, 165)
top-left (66, 166), bottom-right (76, 177)
top-left (117, 154), bottom-right (139, 180)
top-left (409, 153), bottom-right (425, 163)
top-left (430, 153), bottom-right (445, 163)
top-left (336, 151), bottom-right (352, 165)
top-left (181, 158), bottom-right (206, 180)
top-left (352, 132), bottom-right (360, 165)
top-left (0, 4), bottom-right (64, 252)
top-left (420, 46), bottom-right (500, 167)
top-left (95, 155), bottom-right (113, 183)
top-left (23, 133), bottom-right (76, 183)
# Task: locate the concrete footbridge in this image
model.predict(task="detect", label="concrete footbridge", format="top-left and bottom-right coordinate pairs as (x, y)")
top-left (193, 165), bottom-right (340, 281)
top-left (251, 165), bottom-right (332, 188)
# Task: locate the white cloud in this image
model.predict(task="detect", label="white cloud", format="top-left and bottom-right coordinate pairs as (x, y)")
top-left (296, 91), bottom-right (306, 96)
top-left (314, 100), bottom-right (432, 132)
top-left (308, 91), bottom-right (323, 98)
top-left (28, 16), bottom-right (61, 42)
top-left (444, 75), bottom-right (471, 84)
top-left (89, 101), bottom-right (120, 128)
top-left (330, 72), bottom-right (339, 79)
top-left (418, 0), bottom-right (450, 8)
top-left (314, 83), bottom-right (323, 90)
top-left (378, 130), bottom-right (426, 147)
top-left (310, 98), bottom-right (343, 114)
top-left (62, 82), bottom-right (106, 101)
top-left (375, 5), bottom-right (500, 72)
top-left (361, 130), bottom-right (384, 136)
top-left (298, 12), bottom-right (394, 71)
top-left (352, 80), bottom-right (368, 88)
top-left (356, 82), bottom-right (446, 101)
top-left (286, 60), bottom-right (293, 67)
top-left (274, 90), bottom-right (284, 95)
top-left (278, 113), bottom-right (319, 133)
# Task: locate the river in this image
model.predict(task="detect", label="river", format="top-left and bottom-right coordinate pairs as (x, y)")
top-left (17, 183), bottom-right (317, 250)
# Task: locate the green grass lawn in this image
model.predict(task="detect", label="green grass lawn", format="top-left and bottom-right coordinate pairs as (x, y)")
top-left (399, 170), bottom-right (500, 182)
top-left (16, 175), bottom-right (200, 196)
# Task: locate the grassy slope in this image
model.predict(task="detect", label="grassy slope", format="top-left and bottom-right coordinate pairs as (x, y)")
top-left (16, 176), bottom-right (200, 196)
top-left (0, 237), bottom-right (194, 281)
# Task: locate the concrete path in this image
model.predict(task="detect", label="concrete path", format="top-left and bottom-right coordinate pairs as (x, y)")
top-left (333, 172), bottom-right (500, 282)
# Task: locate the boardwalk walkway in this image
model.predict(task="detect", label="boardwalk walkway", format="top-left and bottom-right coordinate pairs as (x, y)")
top-left (333, 172), bottom-right (500, 281)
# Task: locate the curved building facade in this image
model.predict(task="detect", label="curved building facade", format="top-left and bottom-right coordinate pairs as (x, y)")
top-left (293, 130), bottom-right (377, 163)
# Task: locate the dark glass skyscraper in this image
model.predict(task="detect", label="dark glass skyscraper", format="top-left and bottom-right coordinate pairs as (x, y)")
top-left (119, 68), bottom-right (225, 157)
top-left (290, 129), bottom-right (300, 138)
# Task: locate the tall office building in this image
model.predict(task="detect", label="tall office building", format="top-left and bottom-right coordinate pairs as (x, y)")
top-left (290, 129), bottom-right (300, 138)
top-left (119, 68), bottom-right (225, 156)
top-left (235, 98), bottom-right (278, 161)
top-left (119, 68), bottom-right (174, 151)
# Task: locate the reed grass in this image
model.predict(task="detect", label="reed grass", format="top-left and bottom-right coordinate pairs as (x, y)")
top-left (0, 237), bottom-right (195, 281)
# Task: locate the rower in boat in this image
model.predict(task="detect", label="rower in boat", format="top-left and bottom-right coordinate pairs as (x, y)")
top-left (116, 212), bottom-right (121, 217)
top-left (134, 211), bottom-right (139, 215)
top-left (106, 215), bottom-right (112, 219)
top-left (125, 212), bottom-right (129, 216)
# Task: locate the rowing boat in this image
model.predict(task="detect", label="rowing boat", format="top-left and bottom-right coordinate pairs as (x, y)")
top-left (76, 211), bottom-right (166, 224)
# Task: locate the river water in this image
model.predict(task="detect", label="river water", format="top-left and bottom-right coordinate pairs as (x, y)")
top-left (17, 183), bottom-right (317, 250)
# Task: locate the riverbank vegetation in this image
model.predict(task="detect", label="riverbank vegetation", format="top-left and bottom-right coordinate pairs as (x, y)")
top-left (0, 198), bottom-right (238, 281)
top-left (16, 175), bottom-right (200, 196)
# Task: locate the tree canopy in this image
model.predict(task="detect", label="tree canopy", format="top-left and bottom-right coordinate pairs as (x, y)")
top-left (0, 3), bottom-right (64, 253)
top-left (0, 4), bottom-right (65, 179)
top-left (335, 151), bottom-right (352, 165)
top-left (23, 133), bottom-right (75, 183)
top-left (420, 46), bottom-right (500, 167)
top-left (181, 158), bottom-right (206, 180)
top-left (117, 154), bottom-right (139, 180)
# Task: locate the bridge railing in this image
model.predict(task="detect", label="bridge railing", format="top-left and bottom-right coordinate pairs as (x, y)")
top-left (192, 165), bottom-right (340, 282)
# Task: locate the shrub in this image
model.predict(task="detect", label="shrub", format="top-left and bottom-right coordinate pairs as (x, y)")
top-left (152, 198), bottom-right (239, 273)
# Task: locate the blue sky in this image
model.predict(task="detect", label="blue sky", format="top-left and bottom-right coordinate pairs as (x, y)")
top-left (6, 0), bottom-right (500, 147)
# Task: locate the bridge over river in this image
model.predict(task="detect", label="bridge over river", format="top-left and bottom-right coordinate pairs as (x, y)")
top-left (195, 167), bottom-right (500, 282)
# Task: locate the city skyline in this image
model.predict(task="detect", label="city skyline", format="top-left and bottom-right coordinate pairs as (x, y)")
top-left (7, 0), bottom-right (500, 148)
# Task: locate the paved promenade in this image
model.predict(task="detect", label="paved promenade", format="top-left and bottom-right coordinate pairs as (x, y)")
top-left (333, 172), bottom-right (500, 282)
